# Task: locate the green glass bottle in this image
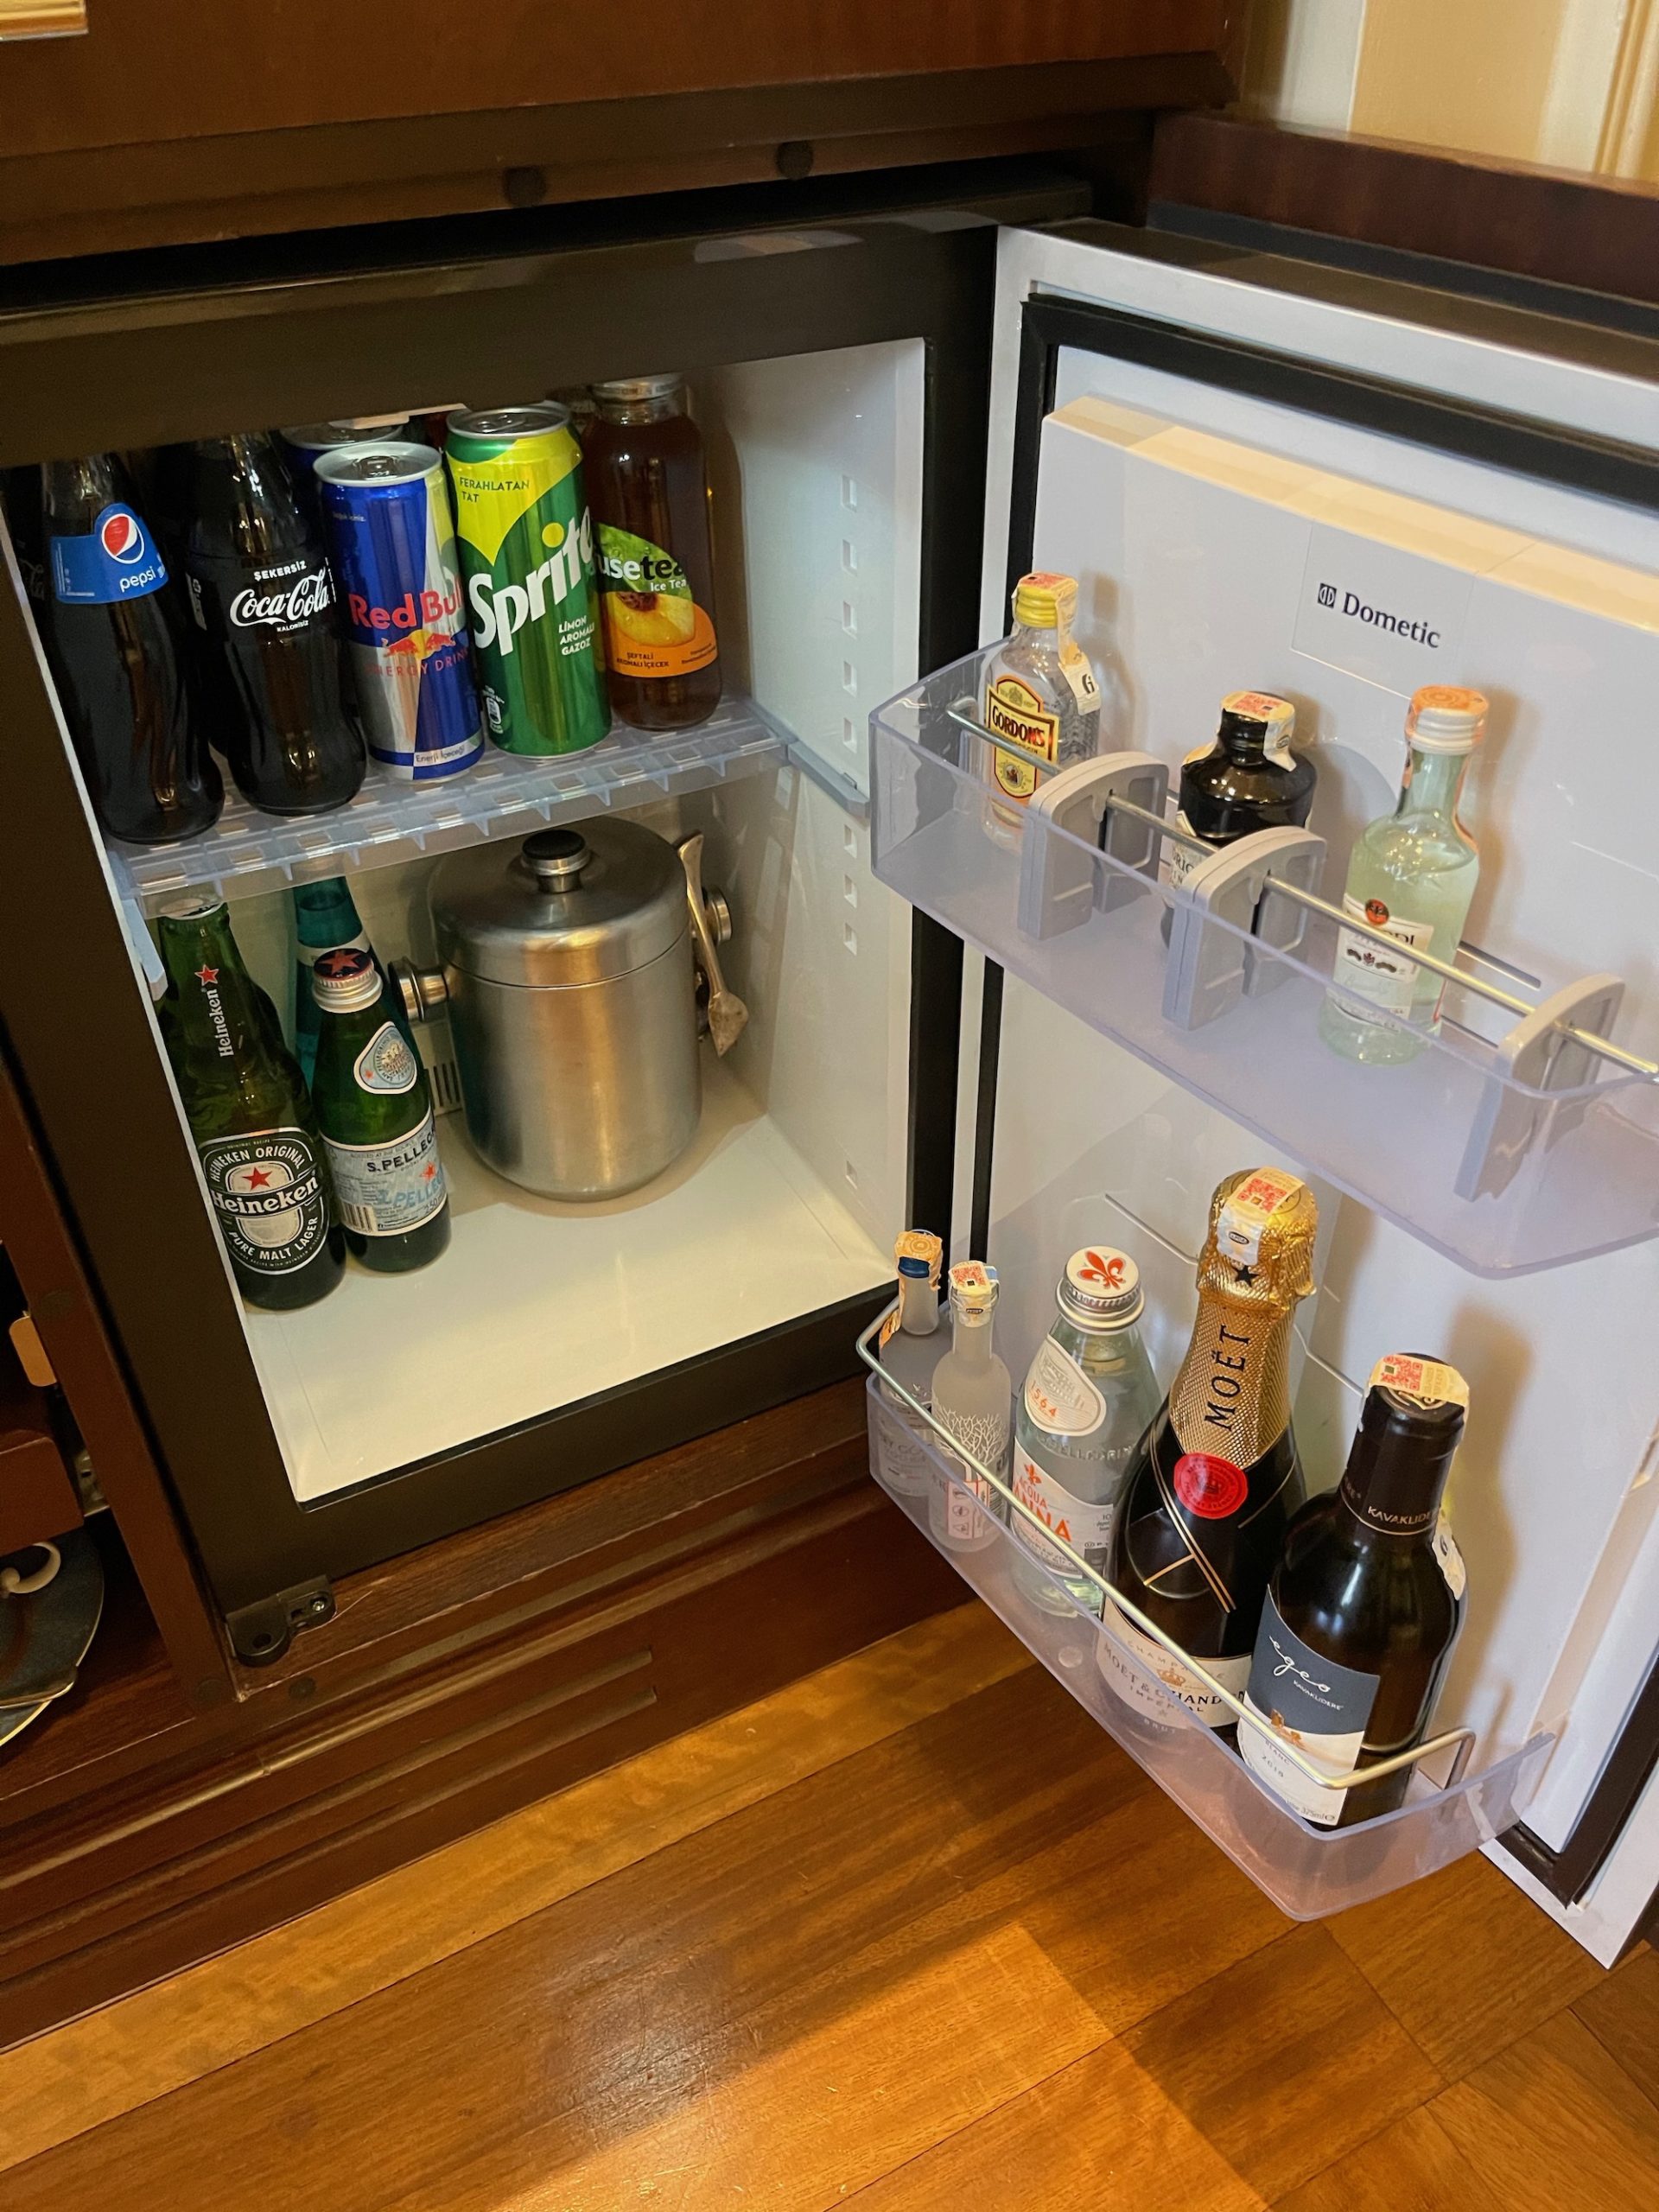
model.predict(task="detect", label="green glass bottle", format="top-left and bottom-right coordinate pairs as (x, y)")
top-left (310, 947), bottom-right (450, 1273)
top-left (289, 875), bottom-right (416, 1084)
top-left (156, 893), bottom-right (345, 1311)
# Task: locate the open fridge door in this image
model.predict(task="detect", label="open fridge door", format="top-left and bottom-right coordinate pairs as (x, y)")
top-left (917, 216), bottom-right (1659, 1956)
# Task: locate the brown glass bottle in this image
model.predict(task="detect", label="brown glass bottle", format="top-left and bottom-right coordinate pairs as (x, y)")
top-left (1102, 1168), bottom-right (1318, 1729)
top-left (585, 375), bottom-right (721, 731)
top-left (1240, 1356), bottom-right (1466, 1828)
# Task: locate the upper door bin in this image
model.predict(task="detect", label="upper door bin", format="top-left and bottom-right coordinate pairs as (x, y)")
top-left (899, 227), bottom-right (1659, 1278)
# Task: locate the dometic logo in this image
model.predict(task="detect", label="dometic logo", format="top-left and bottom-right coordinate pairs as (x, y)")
top-left (469, 511), bottom-right (592, 658)
top-left (1315, 580), bottom-right (1441, 648)
top-left (230, 567), bottom-right (333, 630)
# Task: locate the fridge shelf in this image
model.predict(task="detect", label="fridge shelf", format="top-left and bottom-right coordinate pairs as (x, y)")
top-left (111, 695), bottom-right (789, 914)
top-left (870, 654), bottom-right (1659, 1276)
top-left (862, 1368), bottom-right (1553, 1922)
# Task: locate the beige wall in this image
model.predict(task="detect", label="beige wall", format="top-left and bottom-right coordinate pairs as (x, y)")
top-left (1241, 0), bottom-right (1659, 180)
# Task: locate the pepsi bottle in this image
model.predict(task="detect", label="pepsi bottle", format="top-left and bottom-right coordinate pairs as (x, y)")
top-left (184, 433), bottom-right (365, 817)
top-left (40, 454), bottom-right (222, 847)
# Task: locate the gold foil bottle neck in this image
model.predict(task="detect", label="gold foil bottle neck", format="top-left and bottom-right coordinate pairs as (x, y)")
top-left (1196, 1167), bottom-right (1318, 1312)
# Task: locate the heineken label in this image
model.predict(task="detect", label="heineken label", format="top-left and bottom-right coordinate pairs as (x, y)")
top-left (448, 430), bottom-right (607, 756)
top-left (199, 1128), bottom-right (331, 1277)
top-left (326, 1109), bottom-right (446, 1237)
top-left (353, 1020), bottom-right (419, 1096)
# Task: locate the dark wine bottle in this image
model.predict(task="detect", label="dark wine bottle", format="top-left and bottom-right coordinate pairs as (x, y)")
top-left (1101, 1167), bottom-right (1318, 1728)
top-left (1239, 1354), bottom-right (1467, 1828)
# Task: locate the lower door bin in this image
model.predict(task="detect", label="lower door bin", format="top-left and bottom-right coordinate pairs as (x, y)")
top-left (866, 1376), bottom-right (1553, 1922)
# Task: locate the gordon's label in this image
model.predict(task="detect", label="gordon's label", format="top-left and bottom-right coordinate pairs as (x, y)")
top-left (50, 504), bottom-right (167, 604)
top-left (982, 673), bottom-right (1059, 803)
top-left (353, 1020), bottom-right (419, 1096)
top-left (448, 431), bottom-right (607, 755)
top-left (1332, 893), bottom-right (1433, 1019)
top-left (1239, 1589), bottom-right (1379, 1825)
top-left (1098, 1603), bottom-right (1249, 1728)
top-left (596, 523), bottom-right (717, 680)
top-left (326, 1109), bottom-right (446, 1238)
top-left (198, 1128), bottom-right (331, 1277)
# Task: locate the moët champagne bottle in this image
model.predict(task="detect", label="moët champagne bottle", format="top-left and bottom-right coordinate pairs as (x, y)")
top-left (156, 894), bottom-right (344, 1310)
top-left (1240, 1353), bottom-right (1467, 1827)
top-left (1102, 1168), bottom-right (1318, 1727)
top-left (310, 947), bottom-right (450, 1274)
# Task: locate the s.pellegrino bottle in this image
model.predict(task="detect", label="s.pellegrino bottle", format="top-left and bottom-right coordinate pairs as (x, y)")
top-left (929, 1261), bottom-right (1012, 1554)
top-left (41, 453), bottom-right (222, 846)
top-left (1319, 686), bottom-right (1487, 1065)
top-left (1011, 1248), bottom-right (1160, 1618)
top-left (310, 948), bottom-right (450, 1274)
top-left (184, 432), bottom-right (365, 816)
top-left (1102, 1168), bottom-right (1317, 1728)
top-left (1240, 1353), bottom-right (1467, 1828)
top-left (874, 1230), bottom-right (944, 1498)
top-left (289, 874), bottom-right (416, 1087)
top-left (156, 894), bottom-right (344, 1310)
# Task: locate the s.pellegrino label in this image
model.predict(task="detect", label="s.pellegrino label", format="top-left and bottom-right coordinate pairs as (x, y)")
top-left (326, 1110), bottom-right (446, 1238)
top-left (198, 1128), bottom-right (331, 1278)
top-left (1238, 1590), bottom-right (1380, 1826)
top-left (50, 504), bottom-right (168, 603)
top-left (596, 523), bottom-right (717, 680)
top-left (353, 1020), bottom-right (419, 1096)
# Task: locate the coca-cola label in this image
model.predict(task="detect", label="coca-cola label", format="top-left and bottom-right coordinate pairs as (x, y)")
top-left (188, 552), bottom-right (334, 636)
top-left (50, 503), bottom-right (168, 604)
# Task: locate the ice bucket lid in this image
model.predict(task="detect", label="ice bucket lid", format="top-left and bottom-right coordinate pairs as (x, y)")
top-left (429, 817), bottom-right (687, 987)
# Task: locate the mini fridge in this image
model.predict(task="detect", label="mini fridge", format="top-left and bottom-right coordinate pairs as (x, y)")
top-left (2, 175), bottom-right (1656, 1961)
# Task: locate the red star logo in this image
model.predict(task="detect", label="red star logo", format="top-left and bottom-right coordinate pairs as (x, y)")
top-left (423, 1163), bottom-right (437, 1180)
top-left (244, 1167), bottom-right (272, 1189)
top-left (194, 964), bottom-right (219, 985)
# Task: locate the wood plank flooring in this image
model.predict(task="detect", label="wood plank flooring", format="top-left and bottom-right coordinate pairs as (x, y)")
top-left (0, 1602), bottom-right (1652, 2209)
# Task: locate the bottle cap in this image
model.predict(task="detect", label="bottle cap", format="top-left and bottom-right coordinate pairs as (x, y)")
top-left (1011, 571), bottom-right (1078, 630)
top-left (1218, 691), bottom-right (1296, 749)
top-left (156, 890), bottom-right (228, 923)
top-left (1058, 1247), bottom-right (1142, 1328)
top-left (311, 945), bottom-right (383, 1012)
top-left (948, 1259), bottom-right (1000, 1314)
top-left (593, 373), bottom-right (684, 404)
top-left (893, 1229), bottom-right (943, 1287)
top-left (1407, 685), bottom-right (1487, 754)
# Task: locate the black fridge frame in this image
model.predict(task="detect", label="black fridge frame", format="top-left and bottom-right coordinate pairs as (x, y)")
top-left (0, 168), bottom-right (1078, 1635)
top-left (973, 218), bottom-right (1659, 1916)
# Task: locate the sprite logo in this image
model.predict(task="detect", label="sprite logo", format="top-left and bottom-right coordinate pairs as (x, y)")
top-left (467, 506), bottom-right (594, 656)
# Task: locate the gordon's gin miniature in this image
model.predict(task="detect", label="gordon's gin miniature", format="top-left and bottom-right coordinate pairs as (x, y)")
top-left (1010, 1248), bottom-right (1160, 1618)
top-left (980, 571), bottom-right (1101, 845)
top-left (1320, 686), bottom-right (1487, 1065)
top-left (929, 1261), bottom-right (1012, 1553)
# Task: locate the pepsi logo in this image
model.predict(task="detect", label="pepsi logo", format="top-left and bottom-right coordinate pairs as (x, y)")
top-left (99, 509), bottom-right (147, 564)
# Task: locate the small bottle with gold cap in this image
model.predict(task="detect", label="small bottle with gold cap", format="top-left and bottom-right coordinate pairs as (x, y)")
top-left (1320, 684), bottom-right (1488, 1066)
top-left (980, 570), bottom-right (1102, 846)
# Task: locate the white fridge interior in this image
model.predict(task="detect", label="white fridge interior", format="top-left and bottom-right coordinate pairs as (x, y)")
top-left (950, 225), bottom-right (1659, 1955)
top-left (68, 339), bottom-right (928, 1503)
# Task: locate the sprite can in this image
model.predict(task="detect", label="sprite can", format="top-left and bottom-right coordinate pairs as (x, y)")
top-left (445, 404), bottom-right (608, 755)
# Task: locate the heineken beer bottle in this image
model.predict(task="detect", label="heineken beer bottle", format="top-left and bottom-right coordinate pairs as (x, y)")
top-left (310, 947), bottom-right (450, 1273)
top-left (156, 893), bottom-right (345, 1310)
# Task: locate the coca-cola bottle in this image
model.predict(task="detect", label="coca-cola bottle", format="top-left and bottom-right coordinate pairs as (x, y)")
top-left (184, 433), bottom-right (365, 816)
top-left (36, 453), bottom-right (222, 846)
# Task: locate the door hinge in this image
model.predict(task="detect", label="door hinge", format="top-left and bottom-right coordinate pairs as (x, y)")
top-left (226, 1577), bottom-right (335, 1666)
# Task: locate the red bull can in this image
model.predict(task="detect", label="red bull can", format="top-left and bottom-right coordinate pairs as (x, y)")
top-left (315, 442), bottom-right (482, 782)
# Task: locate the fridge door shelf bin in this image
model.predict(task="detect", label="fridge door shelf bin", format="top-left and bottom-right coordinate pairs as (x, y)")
top-left (112, 694), bottom-right (790, 915)
top-left (860, 1349), bottom-right (1553, 1922)
top-left (869, 654), bottom-right (1659, 1277)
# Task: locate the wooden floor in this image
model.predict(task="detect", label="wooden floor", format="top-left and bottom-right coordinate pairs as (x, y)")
top-left (1, 1602), bottom-right (1655, 2209)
